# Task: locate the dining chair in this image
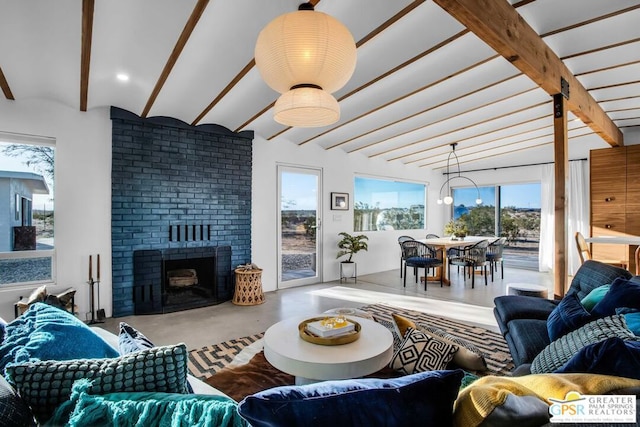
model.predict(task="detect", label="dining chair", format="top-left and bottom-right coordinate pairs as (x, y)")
top-left (447, 240), bottom-right (489, 289)
top-left (486, 237), bottom-right (507, 282)
top-left (400, 240), bottom-right (443, 289)
top-left (425, 234), bottom-right (440, 239)
top-left (575, 232), bottom-right (628, 269)
top-left (398, 236), bottom-right (415, 278)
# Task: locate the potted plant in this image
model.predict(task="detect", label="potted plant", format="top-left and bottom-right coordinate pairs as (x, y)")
top-left (336, 232), bottom-right (369, 263)
top-left (444, 219), bottom-right (468, 240)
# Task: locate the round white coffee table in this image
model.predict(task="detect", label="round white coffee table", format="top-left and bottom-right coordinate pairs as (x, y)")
top-left (263, 315), bottom-right (394, 385)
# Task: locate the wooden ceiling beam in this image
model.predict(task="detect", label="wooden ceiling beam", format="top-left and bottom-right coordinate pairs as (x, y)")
top-left (0, 66), bottom-right (14, 100)
top-left (145, 0), bottom-right (209, 119)
top-left (80, 0), bottom-right (95, 112)
top-left (432, 0), bottom-right (623, 147)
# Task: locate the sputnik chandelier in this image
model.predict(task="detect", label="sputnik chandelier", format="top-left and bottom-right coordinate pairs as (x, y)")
top-left (254, 3), bottom-right (357, 127)
top-left (437, 143), bottom-right (482, 206)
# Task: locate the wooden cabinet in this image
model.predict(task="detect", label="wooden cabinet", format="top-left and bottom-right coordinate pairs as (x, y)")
top-left (590, 145), bottom-right (640, 272)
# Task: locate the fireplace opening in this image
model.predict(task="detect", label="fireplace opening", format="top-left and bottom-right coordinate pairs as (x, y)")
top-left (133, 246), bottom-right (233, 314)
top-left (163, 257), bottom-right (215, 311)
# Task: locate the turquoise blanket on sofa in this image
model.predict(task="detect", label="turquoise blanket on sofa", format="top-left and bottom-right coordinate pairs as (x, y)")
top-left (48, 379), bottom-right (247, 427)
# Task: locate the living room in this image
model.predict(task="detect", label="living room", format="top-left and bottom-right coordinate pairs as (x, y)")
top-left (1, 1), bottom-right (640, 424)
top-left (0, 0), bottom-right (638, 322)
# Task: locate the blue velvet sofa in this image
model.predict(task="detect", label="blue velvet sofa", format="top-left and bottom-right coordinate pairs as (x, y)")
top-left (493, 260), bottom-right (633, 367)
top-left (0, 303), bottom-right (240, 426)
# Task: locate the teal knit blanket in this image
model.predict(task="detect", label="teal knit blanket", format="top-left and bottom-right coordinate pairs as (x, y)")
top-left (47, 380), bottom-right (247, 427)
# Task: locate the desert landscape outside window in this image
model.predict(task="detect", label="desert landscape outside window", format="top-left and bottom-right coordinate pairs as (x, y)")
top-left (0, 139), bottom-right (55, 286)
top-left (453, 183), bottom-right (540, 269)
top-left (354, 176), bottom-right (426, 232)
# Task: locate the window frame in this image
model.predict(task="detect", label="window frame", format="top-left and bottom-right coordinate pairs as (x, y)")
top-left (353, 174), bottom-right (427, 232)
top-left (0, 132), bottom-right (56, 287)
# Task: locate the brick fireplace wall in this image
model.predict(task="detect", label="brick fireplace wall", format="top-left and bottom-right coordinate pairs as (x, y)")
top-left (110, 107), bottom-right (253, 317)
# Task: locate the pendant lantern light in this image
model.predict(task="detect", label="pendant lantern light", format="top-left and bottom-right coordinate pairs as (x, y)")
top-left (436, 143), bottom-right (483, 206)
top-left (255, 2), bottom-right (357, 127)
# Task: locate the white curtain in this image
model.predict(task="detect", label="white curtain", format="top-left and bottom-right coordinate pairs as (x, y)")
top-left (539, 164), bottom-right (554, 272)
top-left (538, 161), bottom-right (590, 275)
top-left (568, 161), bottom-right (590, 276)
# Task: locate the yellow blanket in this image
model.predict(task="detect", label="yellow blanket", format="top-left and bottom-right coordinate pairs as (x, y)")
top-left (454, 373), bottom-right (640, 427)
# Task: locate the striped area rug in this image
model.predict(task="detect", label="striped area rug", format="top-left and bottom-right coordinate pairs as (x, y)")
top-left (362, 303), bottom-right (514, 376)
top-left (188, 332), bottom-right (264, 380)
top-left (187, 303), bottom-right (513, 380)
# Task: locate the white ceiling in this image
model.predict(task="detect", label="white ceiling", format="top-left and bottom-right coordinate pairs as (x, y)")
top-left (1, 0), bottom-right (638, 172)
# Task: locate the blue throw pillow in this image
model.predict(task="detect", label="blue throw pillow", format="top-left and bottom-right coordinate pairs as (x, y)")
top-left (237, 370), bottom-right (464, 427)
top-left (579, 284), bottom-right (611, 312)
top-left (591, 277), bottom-right (640, 318)
top-left (547, 293), bottom-right (593, 341)
top-left (6, 343), bottom-right (190, 424)
top-left (0, 317), bottom-right (7, 344)
top-left (622, 311), bottom-right (640, 336)
top-left (554, 337), bottom-right (640, 379)
top-left (0, 303), bottom-right (118, 375)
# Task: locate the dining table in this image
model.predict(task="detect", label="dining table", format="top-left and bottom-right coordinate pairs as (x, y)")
top-left (584, 235), bottom-right (640, 245)
top-left (585, 235), bottom-right (640, 274)
top-left (418, 236), bottom-right (489, 285)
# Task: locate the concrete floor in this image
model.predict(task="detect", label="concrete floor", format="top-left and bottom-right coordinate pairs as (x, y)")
top-left (100, 266), bottom-right (553, 350)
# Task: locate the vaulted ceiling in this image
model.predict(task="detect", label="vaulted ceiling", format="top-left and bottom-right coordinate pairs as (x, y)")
top-left (1, 0), bottom-right (638, 171)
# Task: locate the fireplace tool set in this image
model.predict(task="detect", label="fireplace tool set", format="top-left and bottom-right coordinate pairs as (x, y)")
top-left (87, 254), bottom-right (105, 324)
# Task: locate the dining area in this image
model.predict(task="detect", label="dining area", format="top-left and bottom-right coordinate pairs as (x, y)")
top-left (398, 235), bottom-right (507, 290)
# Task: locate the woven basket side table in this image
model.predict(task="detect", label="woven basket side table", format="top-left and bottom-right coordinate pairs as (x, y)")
top-left (233, 268), bottom-right (265, 305)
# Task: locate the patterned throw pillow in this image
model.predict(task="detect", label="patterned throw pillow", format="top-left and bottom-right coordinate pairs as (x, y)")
top-left (390, 328), bottom-right (458, 375)
top-left (417, 323), bottom-right (487, 371)
top-left (373, 316), bottom-right (402, 352)
top-left (0, 374), bottom-right (33, 427)
top-left (531, 315), bottom-right (640, 374)
top-left (118, 322), bottom-right (155, 355)
top-left (118, 322), bottom-right (194, 394)
top-left (5, 343), bottom-right (189, 424)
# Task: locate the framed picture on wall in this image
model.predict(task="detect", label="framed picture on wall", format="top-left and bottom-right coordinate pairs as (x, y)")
top-left (331, 192), bottom-right (349, 210)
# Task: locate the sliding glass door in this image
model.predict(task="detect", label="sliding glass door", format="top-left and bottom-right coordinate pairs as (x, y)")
top-left (277, 165), bottom-right (322, 289)
top-left (453, 183), bottom-right (541, 269)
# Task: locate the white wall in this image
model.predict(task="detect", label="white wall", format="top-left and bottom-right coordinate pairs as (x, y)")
top-left (0, 99), bottom-right (112, 321)
top-left (252, 135), bottom-right (444, 293)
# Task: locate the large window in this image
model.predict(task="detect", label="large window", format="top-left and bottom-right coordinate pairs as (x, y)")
top-left (452, 186), bottom-right (496, 235)
top-left (354, 176), bottom-right (426, 231)
top-left (453, 183), bottom-right (540, 269)
top-left (0, 139), bottom-right (55, 286)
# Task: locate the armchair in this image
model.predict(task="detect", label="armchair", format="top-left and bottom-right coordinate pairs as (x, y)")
top-left (447, 240), bottom-right (489, 289)
top-left (398, 236), bottom-right (415, 278)
top-left (486, 237), bottom-right (507, 281)
top-left (401, 240), bottom-right (443, 289)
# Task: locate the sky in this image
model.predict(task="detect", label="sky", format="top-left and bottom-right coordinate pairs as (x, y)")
top-left (0, 142), bottom-right (55, 209)
top-left (454, 183), bottom-right (541, 208)
top-left (354, 177), bottom-right (424, 209)
top-left (281, 171), bottom-right (318, 210)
